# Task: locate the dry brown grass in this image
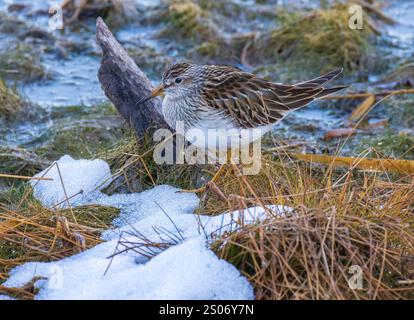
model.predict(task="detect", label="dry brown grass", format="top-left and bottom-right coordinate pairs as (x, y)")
top-left (2, 137), bottom-right (414, 300)
top-left (0, 183), bottom-right (119, 291)
top-left (248, 1), bottom-right (385, 71)
top-left (196, 153), bottom-right (414, 300)
top-left (213, 208), bottom-right (414, 299)
top-left (96, 136), bottom-right (414, 299)
top-left (0, 79), bottom-right (23, 119)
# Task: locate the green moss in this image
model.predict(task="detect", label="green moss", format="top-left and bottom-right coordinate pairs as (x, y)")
top-left (49, 102), bottom-right (118, 119)
top-left (21, 103), bottom-right (124, 160)
top-left (193, 42), bottom-right (220, 57)
top-left (100, 134), bottom-right (206, 194)
top-left (355, 130), bottom-right (414, 159)
top-left (0, 183), bottom-right (31, 210)
top-left (0, 43), bottom-right (46, 82)
top-left (0, 146), bottom-right (48, 177)
top-left (252, 3), bottom-right (375, 71)
top-left (33, 123), bottom-right (125, 160)
top-left (0, 79), bottom-right (24, 119)
top-left (389, 97), bottom-right (414, 130)
top-left (65, 205), bottom-right (120, 229)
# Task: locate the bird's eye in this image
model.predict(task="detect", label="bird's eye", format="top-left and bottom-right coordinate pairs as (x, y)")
top-left (175, 78), bottom-right (183, 84)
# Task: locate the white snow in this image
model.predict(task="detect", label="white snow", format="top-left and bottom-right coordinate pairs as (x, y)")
top-left (31, 155), bottom-right (112, 208)
top-left (4, 155), bottom-right (293, 300)
top-left (4, 238), bottom-right (253, 300)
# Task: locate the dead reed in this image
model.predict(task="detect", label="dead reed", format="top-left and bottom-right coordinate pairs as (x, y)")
top-left (199, 152), bottom-right (414, 300)
top-left (0, 180), bottom-right (119, 296)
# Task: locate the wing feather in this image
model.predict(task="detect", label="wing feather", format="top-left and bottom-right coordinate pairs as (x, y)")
top-left (201, 68), bottom-right (344, 129)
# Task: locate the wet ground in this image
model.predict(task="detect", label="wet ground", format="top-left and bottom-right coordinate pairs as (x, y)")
top-left (0, 0), bottom-right (413, 159)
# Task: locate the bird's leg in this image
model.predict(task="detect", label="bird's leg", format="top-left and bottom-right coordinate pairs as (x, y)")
top-left (178, 163), bottom-right (228, 194)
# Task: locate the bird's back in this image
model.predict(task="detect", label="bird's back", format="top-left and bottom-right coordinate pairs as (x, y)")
top-left (199, 67), bottom-right (345, 129)
top-left (161, 64), bottom-right (346, 150)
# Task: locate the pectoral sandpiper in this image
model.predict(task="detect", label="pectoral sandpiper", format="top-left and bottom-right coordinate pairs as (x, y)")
top-left (137, 63), bottom-right (346, 193)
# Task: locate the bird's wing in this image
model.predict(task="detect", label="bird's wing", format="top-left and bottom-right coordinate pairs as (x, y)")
top-left (201, 68), bottom-right (344, 129)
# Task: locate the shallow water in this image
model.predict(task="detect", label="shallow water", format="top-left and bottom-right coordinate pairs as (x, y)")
top-left (0, 0), bottom-right (413, 151)
top-left (383, 0), bottom-right (414, 57)
top-left (20, 54), bottom-right (105, 107)
top-left (0, 0), bottom-right (349, 107)
top-left (1, 0), bottom-right (412, 106)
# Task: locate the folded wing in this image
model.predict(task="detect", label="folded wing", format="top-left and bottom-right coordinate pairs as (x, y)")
top-left (202, 68), bottom-right (346, 129)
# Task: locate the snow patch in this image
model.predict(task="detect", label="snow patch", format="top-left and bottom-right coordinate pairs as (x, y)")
top-left (5, 238), bottom-right (253, 300)
top-left (5, 155), bottom-right (292, 300)
top-left (31, 155), bottom-right (112, 208)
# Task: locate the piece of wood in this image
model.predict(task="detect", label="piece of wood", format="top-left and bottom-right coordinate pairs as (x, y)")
top-left (320, 88), bottom-right (414, 100)
top-left (324, 128), bottom-right (356, 140)
top-left (291, 153), bottom-right (414, 175)
top-left (95, 17), bottom-right (169, 137)
top-left (349, 94), bottom-right (376, 123)
top-left (0, 173), bottom-right (53, 181)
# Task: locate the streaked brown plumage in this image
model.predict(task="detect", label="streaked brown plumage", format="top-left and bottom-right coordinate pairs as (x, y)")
top-left (138, 62), bottom-right (346, 149)
top-left (136, 63), bottom-right (345, 192)
top-left (198, 65), bottom-right (344, 129)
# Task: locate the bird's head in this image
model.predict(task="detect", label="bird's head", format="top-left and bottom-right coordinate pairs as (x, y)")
top-left (136, 62), bottom-right (199, 106)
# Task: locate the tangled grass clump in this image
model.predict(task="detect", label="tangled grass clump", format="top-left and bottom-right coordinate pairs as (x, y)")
top-left (213, 208), bottom-right (414, 300)
top-left (0, 184), bottom-right (120, 294)
top-left (100, 133), bottom-right (208, 194)
top-left (250, 3), bottom-right (377, 72)
top-left (157, 0), bottom-right (221, 44)
top-left (197, 153), bottom-right (414, 300)
top-left (169, 1), bottom-right (204, 34)
top-left (0, 80), bottom-right (24, 119)
top-left (355, 130), bottom-right (414, 160)
top-left (33, 122), bottom-right (125, 160)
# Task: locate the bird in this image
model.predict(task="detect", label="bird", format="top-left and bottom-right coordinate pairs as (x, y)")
top-left (137, 62), bottom-right (346, 193)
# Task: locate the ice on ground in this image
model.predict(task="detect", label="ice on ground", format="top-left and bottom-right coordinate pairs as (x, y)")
top-left (101, 198), bottom-right (292, 244)
top-left (96, 185), bottom-right (200, 228)
top-left (31, 155), bottom-right (112, 208)
top-left (4, 238), bottom-right (253, 300)
top-left (5, 156), bottom-right (293, 300)
top-left (4, 184), bottom-right (278, 299)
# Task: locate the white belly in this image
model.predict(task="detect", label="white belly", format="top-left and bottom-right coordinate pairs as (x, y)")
top-left (162, 95), bottom-right (272, 150)
top-left (185, 120), bottom-right (271, 150)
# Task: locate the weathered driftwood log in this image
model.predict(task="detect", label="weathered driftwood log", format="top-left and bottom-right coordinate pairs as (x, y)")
top-left (95, 17), bottom-right (169, 137)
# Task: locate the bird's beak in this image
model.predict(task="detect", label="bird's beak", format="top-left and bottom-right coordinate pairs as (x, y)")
top-left (136, 84), bottom-right (165, 106)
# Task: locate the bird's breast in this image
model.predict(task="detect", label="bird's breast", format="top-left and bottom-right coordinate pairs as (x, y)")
top-left (161, 95), bottom-right (270, 150)
top-left (162, 95), bottom-right (198, 129)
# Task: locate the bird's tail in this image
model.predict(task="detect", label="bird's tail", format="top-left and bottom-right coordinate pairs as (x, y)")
top-left (267, 68), bottom-right (347, 116)
top-left (295, 68), bottom-right (344, 88)
top-left (316, 85), bottom-right (348, 98)
top-left (295, 68), bottom-right (347, 99)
